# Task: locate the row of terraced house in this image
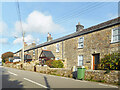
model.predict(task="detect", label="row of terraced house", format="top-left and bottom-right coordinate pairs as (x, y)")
top-left (14, 17), bottom-right (120, 70)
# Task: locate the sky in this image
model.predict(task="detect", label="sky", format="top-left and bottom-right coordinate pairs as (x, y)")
top-left (0, 0), bottom-right (119, 61)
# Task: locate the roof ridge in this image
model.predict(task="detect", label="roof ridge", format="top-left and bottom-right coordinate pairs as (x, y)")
top-left (15, 17), bottom-right (120, 53)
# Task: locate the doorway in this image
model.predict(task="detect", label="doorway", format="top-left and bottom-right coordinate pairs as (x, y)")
top-left (92, 54), bottom-right (100, 70)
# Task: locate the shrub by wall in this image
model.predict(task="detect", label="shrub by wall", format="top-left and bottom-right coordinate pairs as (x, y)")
top-left (45, 60), bottom-right (64, 68)
top-left (98, 52), bottom-right (120, 70)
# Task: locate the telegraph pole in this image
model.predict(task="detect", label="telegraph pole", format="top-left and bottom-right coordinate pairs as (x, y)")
top-left (17, 0), bottom-right (24, 63)
top-left (22, 31), bottom-right (25, 63)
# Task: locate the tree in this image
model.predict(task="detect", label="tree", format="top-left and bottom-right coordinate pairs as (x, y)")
top-left (1, 52), bottom-right (13, 63)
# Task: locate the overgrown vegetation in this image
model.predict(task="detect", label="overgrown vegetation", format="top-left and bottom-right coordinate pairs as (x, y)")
top-left (98, 52), bottom-right (120, 70)
top-left (45, 60), bottom-right (64, 68)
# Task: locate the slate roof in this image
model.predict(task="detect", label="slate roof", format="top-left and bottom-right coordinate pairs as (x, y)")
top-left (40, 50), bottom-right (55, 58)
top-left (14, 17), bottom-right (120, 53)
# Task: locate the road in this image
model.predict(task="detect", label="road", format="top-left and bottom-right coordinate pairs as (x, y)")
top-left (0, 66), bottom-right (119, 89)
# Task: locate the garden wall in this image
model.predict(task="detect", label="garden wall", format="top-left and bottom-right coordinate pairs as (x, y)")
top-left (3, 63), bottom-right (120, 85)
top-left (85, 70), bottom-right (120, 85)
top-left (36, 65), bottom-right (72, 77)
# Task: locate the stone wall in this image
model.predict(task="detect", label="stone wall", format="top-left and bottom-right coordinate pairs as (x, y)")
top-left (36, 65), bottom-right (72, 77)
top-left (85, 70), bottom-right (120, 85)
top-left (3, 63), bottom-right (120, 85)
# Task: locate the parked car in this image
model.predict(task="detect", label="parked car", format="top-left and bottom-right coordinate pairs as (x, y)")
top-left (13, 56), bottom-right (21, 62)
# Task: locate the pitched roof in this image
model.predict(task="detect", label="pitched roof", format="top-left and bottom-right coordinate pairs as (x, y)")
top-left (15, 17), bottom-right (120, 53)
top-left (40, 50), bottom-right (55, 58)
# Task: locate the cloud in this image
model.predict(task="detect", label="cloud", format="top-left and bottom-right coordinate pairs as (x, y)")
top-left (0, 38), bottom-right (8, 44)
top-left (13, 34), bottom-right (40, 45)
top-left (15, 11), bottom-right (64, 34)
top-left (0, 21), bottom-right (8, 35)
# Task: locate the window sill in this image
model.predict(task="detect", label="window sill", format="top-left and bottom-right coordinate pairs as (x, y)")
top-left (78, 47), bottom-right (83, 49)
top-left (110, 41), bottom-right (120, 44)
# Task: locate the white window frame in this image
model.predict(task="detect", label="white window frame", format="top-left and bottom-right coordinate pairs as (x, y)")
top-left (56, 43), bottom-right (59, 52)
top-left (43, 46), bottom-right (47, 50)
top-left (78, 37), bottom-right (84, 48)
top-left (33, 49), bottom-right (35, 56)
top-left (17, 53), bottom-right (19, 56)
top-left (56, 57), bottom-right (59, 60)
top-left (111, 27), bottom-right (120, 43)
top-left (78, 55), bottom-right (83, 66)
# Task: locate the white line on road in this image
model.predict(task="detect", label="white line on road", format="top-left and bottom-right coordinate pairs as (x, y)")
top-left (8, 71), bottom-right (17, 76)
top-left (99, 83), bottom-right (108, 87)
top-left (108, 85), bottom-right (118, 88)
top-left (99, 83), bottom-right (118, 88)
top-left (24, 78), bottom-right (48, 88)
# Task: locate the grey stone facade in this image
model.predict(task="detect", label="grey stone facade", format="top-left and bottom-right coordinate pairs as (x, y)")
top-left (14, 17), bottom-right (120, 69)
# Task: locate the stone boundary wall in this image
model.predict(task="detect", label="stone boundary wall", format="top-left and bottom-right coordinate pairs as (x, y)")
top-left (85, 70), bottom-right (120, 85)
top-left (36, 65), bottom-right (72, 77)
top-left (3, 63), bottom-right (120, 85)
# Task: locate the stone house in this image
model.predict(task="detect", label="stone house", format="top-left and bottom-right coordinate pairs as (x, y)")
top-left (14, 17), bottom-right (120, 70)
top-left (14, 42), bottom-right (36, 59)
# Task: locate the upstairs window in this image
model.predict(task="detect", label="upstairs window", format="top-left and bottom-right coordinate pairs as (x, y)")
top-left (43, 47), bottom-right (47, 50)
top-left (78, 55), bottom-right (83, 66)
top-left (27, 51), bottom-right (29, 54)
top-left (17, 53), bottom-right (19, 56)
top-left (78, 37), bottom-right (84, 48)
top-left (33, 49), bottom-right (35, 56)
top-left (111, 27), bottom-right (120, 43)
top-left (56, 43), bottom-right (59, 52)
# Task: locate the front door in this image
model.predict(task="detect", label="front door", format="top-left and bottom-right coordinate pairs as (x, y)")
top-left (93, 54), bottom-right (100, 70)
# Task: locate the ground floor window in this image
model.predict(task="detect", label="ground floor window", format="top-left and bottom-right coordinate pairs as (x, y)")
top-left (56, 57), bottom-right (59, 60)
top-left (78, 55), bottom-right (83, 66)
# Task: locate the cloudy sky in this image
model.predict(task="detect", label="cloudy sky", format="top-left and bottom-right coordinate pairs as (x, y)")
top-left (0, 0), bottom-right (119, 61)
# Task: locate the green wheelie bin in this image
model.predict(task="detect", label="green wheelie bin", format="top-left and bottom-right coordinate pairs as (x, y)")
top-left (77, 66), bottom-right (85, 80)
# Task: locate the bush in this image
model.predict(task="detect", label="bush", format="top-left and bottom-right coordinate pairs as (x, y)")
top-left (98, 52), bottom-right (120, 70)
top-left (52, 60), bottom-right (64, 68)
top-left (45, 60), bottom-right (64, 68)
top-left (45, 60), bottom-right (53, 68)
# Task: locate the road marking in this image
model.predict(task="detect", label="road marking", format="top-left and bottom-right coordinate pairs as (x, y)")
top-left (24, 78), bottom-right (48, 88)
top-left (60, 77), bottom-right (71, 80)
top-left (98, 83), bottom-right (118, 88)
top-left (99, 83), bottom-right (108, 87)
top-left (108, 85), bottom-right (118, 88)
top-left (8, 71), bottom-right (17, 76)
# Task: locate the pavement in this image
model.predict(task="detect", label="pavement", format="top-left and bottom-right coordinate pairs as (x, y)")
top-left (0, 66), bottom-right (119, 89)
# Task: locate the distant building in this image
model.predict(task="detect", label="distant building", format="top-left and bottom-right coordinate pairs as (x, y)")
top-left (14, 17), bottom-right (120, 70)
top-left (0, 58), bottom-right (2, 66)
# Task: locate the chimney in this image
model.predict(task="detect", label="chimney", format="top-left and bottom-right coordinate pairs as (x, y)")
top-left (47, 32), bottom-right (53, 42)
top-left (32, 41), bottom-right (36, 46)
top-left (76, 22), bottom-right (84, 32)
top-left (24, 42), bottom-right (28, 47)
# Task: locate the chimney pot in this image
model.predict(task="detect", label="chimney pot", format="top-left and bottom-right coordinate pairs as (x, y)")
top-left (47, 33), bottom-right (53, 42)
top-left (76, 22), bottom-right (84, 32)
